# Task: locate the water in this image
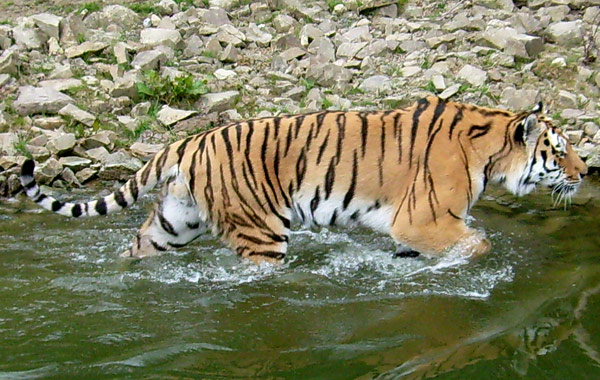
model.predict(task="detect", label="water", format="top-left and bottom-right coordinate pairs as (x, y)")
top-left (1, 181), bottom-right (600, 379)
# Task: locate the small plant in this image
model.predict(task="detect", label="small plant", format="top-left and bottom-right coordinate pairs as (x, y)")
top-left (322, 97), bottom-right (334, 109)
top-left (174, 0), bottom-right (195, 11)
top-left (326, 0), bottom-right (343, 12)
top-left (79, 1), bottom-right (101, 13)
top-left (13, 133), bottom-right (31, 158)
top-left (136, 70), bottom-right (209, 107)
top-left (422, 80), bottom-right (437, 93)
top-left (128, 2), bottom-right (161, 15)
top-left (300, 78), bottom-right (316, 92)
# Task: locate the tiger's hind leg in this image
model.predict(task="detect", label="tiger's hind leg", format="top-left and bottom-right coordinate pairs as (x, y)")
top-left (222, 214), bottom-right (291, 264)
top-left (121, 178), bottom-right (205, 258)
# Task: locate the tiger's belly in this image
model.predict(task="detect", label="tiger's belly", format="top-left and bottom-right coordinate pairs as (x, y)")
top-left (291, 192), bottom-right (394, 233)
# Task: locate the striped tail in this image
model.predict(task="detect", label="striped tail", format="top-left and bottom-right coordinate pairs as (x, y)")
top-left (20, 146), bottom-right (178, 217)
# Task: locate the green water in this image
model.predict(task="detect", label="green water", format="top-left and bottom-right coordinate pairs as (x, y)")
top-left (1, 181), bottom-right (600, 379)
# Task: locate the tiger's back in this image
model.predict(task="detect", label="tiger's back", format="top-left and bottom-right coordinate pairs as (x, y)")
top-left (21, 96), bottom-right (587, 263)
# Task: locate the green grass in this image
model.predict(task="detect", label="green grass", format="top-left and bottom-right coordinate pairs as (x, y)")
top-left (13, 134), bottom-right (31, 159)
top-left (128, 2), bottom-right (161, 15)
top-left (322, 98), bottom-right (334, 109)
top-left (136, 70), bottom-right (209, 107)
top-left (422, 80), bottom-right (437, 93)
top-left (326, 0), bottom-right (343, 11)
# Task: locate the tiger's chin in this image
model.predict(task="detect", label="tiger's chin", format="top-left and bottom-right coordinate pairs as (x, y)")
top-left (549, 181), bottom-right (581, 208)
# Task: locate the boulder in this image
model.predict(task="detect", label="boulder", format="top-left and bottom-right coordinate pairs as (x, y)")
top-left (546, 21), bottom-right (583, 46)
top-left (14, 86), bottom-right (74, 115)
top-left (65, 41), bottom-right (109, 58)
top-left (199, 91), bottom-right (240, 113)
top-left (58, 104), bottom-right (96, 127)
top-left (457, 65), bottom-right (488, 86)
top-left (140, 28), bottom-right (182, 48)
top-left (47, 133), bottom-right (76, 156)
top-left (31, 13), bottom-right (63, 40)
top-left (358, 75), bottom-right (392, 92)
top-left (157, 105), bottom-right (197, 126)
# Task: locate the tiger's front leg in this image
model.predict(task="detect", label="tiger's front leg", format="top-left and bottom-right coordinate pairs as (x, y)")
top-left (390, 213), bottom-right (491, 259)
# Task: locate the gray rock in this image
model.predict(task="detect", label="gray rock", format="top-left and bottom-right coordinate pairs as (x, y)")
top-left (65, 41), bottom-right (109, 58)
top-left (457, 64), bottom-right (487, 86)
top-left (246, 23), bottom-right (272, 46)
top-left (202, 7), bottom-right (232, 26)
top-left (25, 145), bottom-right (49, 161)
top-left (157, 0), bottom-right (179, 15)
top-left (439, 84), bottom-right (461, 100)
top-left (0, 132), bottom-right (17, 155)
top-left (583, 122), bottom-right (599, 137)
top-left (131, 50), bottom-right (167, 70)
top-left (58, 104), bottom-right (96, 127)
top-left (501, 87), bottom-right (541, 110)
top-left (157, 105), bottom-right (197, 126)
top-left (356, 39), bottom-right (388, 59)
top-left (130, 142), bottom-right (164, 160)
top-left (14, 86), bottom-right (74, 115)
top-left (85, 5), bottom-right (140, 30)
top-left (60, 167), bottom-right (82, 187)
top-left (200, 91), bottom-right (240, 113)
top-left (557, 90), bottom-right (578, 109)
top-left (34, 158), bottom-right (63, 185)
top-left (58, 156), bottom-right (92, 171)
top-left (546, 21), bottom-right (583, 46)
top-left (85, 147), bottom-right (111, 163)
top-left (183, 35), bottom-right (203, 58)
top-left (337, 42), bottom-right (368, 58)
top-left (31, 13), bottom-right (63, 40)
top-left (110, 73), bottom-right (139, 99)
top-left (273, 14), bottom-right (297, 33)
top-left (309, 37), bottom-right (336, 62)
top-left (505, 34), bottom-right (544, 58)
top-left (281, 47), bottom-right (306, 61)
top-left (38, 78), bottom-right (83, 92)
top-left (13, 25), bottom-right (46, 49)
top-left (0, 49), bottom-right (17, 75)
top-left (219, 44), bottom-right (239, 62)
top-left (141, 28), bottom-right (182, 48)
top-left (209, 0), bottom-right (236, 10)
top-left (98, 152), bottom-right (143, 181)
top-left (0, 155), bottom-right (26, 171)
top-left (215, 25), bottom-right (245, 46)
top-left (359, 75), bottom-right (392, 92)
top-left (113, 42), bottom-right (130, 65)
top-left (306, 63), bottom-right (353, 87)
top-left (75, 167), bottom-right (97, 183)
top-left (481, 27), bottom-right (519, 49)
top-left (33, 116), bottom-right (64, 130)
top-left (47, 133), bottom-right (76, 156)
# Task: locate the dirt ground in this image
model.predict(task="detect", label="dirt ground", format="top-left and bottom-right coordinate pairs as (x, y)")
top-left (0, 0), bottom-right (141, 20)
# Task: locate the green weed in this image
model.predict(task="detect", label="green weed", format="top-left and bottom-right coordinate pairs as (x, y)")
top-left (136, 70), bottom-right (209, 107)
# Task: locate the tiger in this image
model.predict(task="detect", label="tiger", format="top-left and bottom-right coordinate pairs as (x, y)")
top-left (20, 96), bottom-right (587, 263)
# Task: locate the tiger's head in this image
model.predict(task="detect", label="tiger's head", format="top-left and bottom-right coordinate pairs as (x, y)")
top-left (499, 103), bottom-right (587, 203)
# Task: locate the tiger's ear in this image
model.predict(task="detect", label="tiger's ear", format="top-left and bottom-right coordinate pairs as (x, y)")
top-left (514, 114), bottom-right (541, 146)
top-left (531, 101), bottom-right (544, 114)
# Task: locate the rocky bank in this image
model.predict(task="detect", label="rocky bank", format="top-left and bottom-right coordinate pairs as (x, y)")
top-left (1, 0), bottom-right (600, 196)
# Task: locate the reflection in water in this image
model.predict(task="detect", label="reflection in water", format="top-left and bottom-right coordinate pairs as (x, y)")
top-left (0, 182), bottom-right (599, 379)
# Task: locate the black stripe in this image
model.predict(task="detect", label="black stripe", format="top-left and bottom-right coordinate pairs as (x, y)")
top-left (72, 204), bottom-right (82, 217)
top-left (34, 193), bottom-right (47, 203)
top-left (237, 232), bottom-right (273, 246)
top-left (334, 114), bottom-right (346, 165)
top-left (468, 122), bottom-right (492, 139)
top-left (427, 98), bottom-right (446, 137)
top-left (176, 137), bottom-right (191, 164)
top-left (316, 129), bottom-right (330, 165)
top-left (244, 124), bottom-right (258, 189)
top-left (186, 221), bottom-right (200, 229)
top-left (129, 177), bottom-right (139, 201)
top-left (157, 211), bottom-right (178, 236)
top-left (310, 186), bottom-right (320, 215)
top-left (261, 184), bottom-right (291, 228)
top-left (329, 209), bottom-right (337, 225)
top-left (343, 150), bottom-right (358, 209)
top-left (95, 198), bottom-right (107, 215)
top-left (235, 123), bottom-right (242, 151)
top-left (248, 251), bottom-right (285, 260)
top-left (448, 106), bottom-right (464, 139)
top-left (51, 200), bottom-right (64, 212)
top-left (448, 209), bottom-right (462, 220)
top-left (295, 148), bottom-right (307, 191)
top-left (150, 240), bottom-right (167, 251)
top-left (284, 119), bottom-right (293, 157)
top-left (409, 98), bottom-right (429, 167)
top-left (360, 112), bottom-right (368, 158)
top-left (324, 157), bottom-right (335, 199)
top-left (260, 125), bottom-right (283, 205)
top-left (23, 179), bottom-right (37, 190)
top-left (273, 117), bottom-right (281, 138)
top-left (114, 190), bottom-right (128, 208)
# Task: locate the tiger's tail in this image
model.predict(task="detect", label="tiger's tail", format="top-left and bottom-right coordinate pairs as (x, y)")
top-left (20, 147), bottom-right (178, 218)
